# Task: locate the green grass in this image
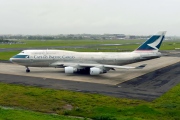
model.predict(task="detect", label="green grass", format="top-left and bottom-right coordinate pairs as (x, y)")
top-left (0, 40), bottom-right (180, 61)
top-left (0, 51), bottom-right (20, 61)
top-left (0, 39), bottom-right (180, 119)
top-left (0, 39), bottom-right (179, 49)
top-left (0, 107), bottom-right (82, 120)
top-left (0, 82), bottom-right (180, 120)
top-left (0, 39), bottom-right (142, 48)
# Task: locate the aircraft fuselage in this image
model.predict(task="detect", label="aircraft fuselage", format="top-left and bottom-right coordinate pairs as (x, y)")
top-left (10, 50), bottom-right (161, 67)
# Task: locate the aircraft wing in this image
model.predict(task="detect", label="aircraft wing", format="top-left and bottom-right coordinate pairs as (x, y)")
top-left (51, 62), bottom-right (147, 69)
top-left (100, 64), bottom-right (147, 69)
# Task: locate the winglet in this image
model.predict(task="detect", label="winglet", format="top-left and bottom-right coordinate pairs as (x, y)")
top-left (135, 64), bottom-right (147, 69)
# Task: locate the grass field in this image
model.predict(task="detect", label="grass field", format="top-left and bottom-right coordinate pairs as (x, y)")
top-left (0, 107), bottom-right (82, 120)
top-left (0, 39), bottom-right (180, 119)
top-left (0, 39), bottom-right (180, 61)
top-left (0, 82), bottom-right (180, 120)
top-left (0, 39), bottom-right (142, 48)
top-left (0, 39), bottom-right (179, 49)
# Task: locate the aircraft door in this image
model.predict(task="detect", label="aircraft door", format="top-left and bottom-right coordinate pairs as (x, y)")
top-left (28, 55), bottom-right (33, 63)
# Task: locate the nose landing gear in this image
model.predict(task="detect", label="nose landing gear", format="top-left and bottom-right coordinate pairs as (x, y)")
top-left (26, 67), bottom-right (30, 73)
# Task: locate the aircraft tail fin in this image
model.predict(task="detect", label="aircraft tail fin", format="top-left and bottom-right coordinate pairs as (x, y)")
top-left (133, 31), bottom-right (166, 52)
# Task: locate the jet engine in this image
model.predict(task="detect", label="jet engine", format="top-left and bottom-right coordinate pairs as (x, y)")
top-left (90, 67), bottom-right (103, 75)
top-left (65, 67), bottom-right (78, 74)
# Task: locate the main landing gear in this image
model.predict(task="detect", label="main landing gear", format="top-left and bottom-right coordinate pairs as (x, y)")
top-left (26, 67), bottom-right (30, 73)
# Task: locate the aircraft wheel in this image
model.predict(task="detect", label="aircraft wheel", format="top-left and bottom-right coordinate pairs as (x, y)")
top-left (26, 69), bottom-right (30, 73)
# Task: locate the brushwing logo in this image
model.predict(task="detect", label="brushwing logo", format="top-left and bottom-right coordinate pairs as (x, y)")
top-left (135, 31), bottom-right (166, 51)
top-left (26, 55), bottom-right (29, 58)
top-left (147, 35), bottom-right (163, 50)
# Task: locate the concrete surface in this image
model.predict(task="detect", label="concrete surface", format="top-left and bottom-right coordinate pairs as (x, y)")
top-left (0, 57), bottom-right (179, 85)
top-left (0, 54), bottom-right (179, 101)
top-left (0, 61), bottom-right (179, 101)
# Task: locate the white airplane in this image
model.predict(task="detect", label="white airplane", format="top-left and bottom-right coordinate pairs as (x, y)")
top-left (10, 31), bottom-right (166, 75)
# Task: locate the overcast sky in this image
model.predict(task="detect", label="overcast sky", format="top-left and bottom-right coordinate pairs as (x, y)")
top-left (0, 0), bottom-right (180, 35)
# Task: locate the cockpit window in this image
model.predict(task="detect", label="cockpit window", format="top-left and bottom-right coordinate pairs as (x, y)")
top-left (12, 55), bottom-right (29, 58)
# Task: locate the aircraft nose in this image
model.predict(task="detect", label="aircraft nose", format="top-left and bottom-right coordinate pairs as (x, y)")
top-left (9, 58), bottom-right (13, 62)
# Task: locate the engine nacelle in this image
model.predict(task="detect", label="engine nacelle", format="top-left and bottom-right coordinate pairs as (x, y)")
top-left (65, 67), bottom-right (77, 74)
top-left (90, 67), bottom-right (103, 75)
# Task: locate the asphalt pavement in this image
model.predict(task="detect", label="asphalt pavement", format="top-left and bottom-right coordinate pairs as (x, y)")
top-left (0, 61), bottom-right (179, 101)
top-left (0, 50), bottom-right (179, 101)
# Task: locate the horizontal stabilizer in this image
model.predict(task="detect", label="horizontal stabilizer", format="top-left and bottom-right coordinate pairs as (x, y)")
top-left (135, 64), bottom-right (147, 69)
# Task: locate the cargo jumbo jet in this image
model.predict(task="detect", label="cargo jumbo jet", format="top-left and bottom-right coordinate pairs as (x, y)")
top-left (10, 31), bottom-right (166, 75)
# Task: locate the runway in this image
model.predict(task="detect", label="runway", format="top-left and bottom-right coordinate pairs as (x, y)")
top-left (0, 55), bottom-right (179, 101)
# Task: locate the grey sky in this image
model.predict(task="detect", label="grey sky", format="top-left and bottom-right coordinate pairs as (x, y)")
top-left (0, 0), bottom-right (180, 35)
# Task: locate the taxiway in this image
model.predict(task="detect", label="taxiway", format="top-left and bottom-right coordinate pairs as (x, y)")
top-left (0, 57), bottom-right (179, 85)
top-left (0, 54), bottom-right (179, 101)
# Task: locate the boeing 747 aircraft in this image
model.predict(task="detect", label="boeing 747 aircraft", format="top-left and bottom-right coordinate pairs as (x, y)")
top-left (10, 31), bottom-right (166, 75)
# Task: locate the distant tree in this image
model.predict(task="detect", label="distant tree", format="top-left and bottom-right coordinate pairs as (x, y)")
top-left (0, 37), bottom-right (3, 40)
